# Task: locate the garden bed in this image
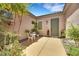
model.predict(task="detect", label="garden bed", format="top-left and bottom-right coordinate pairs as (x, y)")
top-left (62, 38), bottom-right (79, 56)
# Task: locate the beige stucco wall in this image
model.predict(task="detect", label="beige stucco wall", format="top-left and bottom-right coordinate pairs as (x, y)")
top-left (37, 13), bottom-right (65, 37)
top-left (9, 13), bottom-right (65, 38)
top-left (10, 14), bottom-right (36, 39)
top-left (66, 8), bottom-right (79, 35)
top-left (18, 15), bottom-right (36, 35)
top-left (64, 4), bottom-right (79, 19)
top-left (64, 4), bottom-right (79, 38)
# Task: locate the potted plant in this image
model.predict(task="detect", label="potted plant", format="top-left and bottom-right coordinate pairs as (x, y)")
top-left (60, 29), bottom-right (65, 38)
top-left (24, 29), bottom-right (30, 38)
top-left (31, 21), bottom-right (39, 34)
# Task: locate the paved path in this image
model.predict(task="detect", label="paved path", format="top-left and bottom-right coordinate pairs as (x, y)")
top-left (23, 37), bottom-right (67, 56)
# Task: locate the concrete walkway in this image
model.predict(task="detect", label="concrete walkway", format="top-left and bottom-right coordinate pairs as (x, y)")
top-left (23, 37), bottom-right (67, 56)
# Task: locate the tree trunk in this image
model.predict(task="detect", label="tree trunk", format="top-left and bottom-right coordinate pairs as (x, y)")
top-left (13, 13), bottom-right (16, 31)
top-left (18, 14), bottom-right (23, 33)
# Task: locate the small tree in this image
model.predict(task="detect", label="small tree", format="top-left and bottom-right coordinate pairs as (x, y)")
top-left (31, 21), bottom-right (39, 34)
top-left (24, 29), bottom-right (29, 38)
top-left (66, 23), bottom-right (79, 47)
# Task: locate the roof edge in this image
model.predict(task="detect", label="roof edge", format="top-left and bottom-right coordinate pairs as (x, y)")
top-left (37, 12), bottom-right (63, 18)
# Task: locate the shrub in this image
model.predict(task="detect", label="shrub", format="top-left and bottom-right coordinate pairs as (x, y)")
top-left (66, 46), bottom-right (79, 56)
top-left (60, 29), bottom-right (65, 38)
top-left (66, 24), bottom-right (79, 41)
top-left (66, 24), bottom-right (79, 47)
top-left (0, 32), bottom-right (23, 56)
top-left (31, 21), bottom-right (39, 34)
top-left (24, 29), bottom-right (29, 37)
top-left (0, 40), bottom-right (22, 56)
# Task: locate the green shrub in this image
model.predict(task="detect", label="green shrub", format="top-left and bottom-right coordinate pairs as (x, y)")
top-left (66, 24), bottom-right (79, 47)
top-left (0, 32), bottom-right (17, 47)
top-left (31, 21), bottom-right (39, 34)
top-left (66, 24), bottom-right (79, 41)
top-left (67, 46), bottom-right (79, 56)
top-left (0, 40), bottom-right (22, 56)
top-left (0, 32), bottom-right (23, 56)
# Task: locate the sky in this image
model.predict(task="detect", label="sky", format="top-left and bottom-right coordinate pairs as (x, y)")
top-left (28, 3), bottom-right (65, 16)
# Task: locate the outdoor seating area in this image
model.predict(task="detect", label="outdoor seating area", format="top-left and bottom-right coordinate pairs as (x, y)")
top-left (0, 3), bottom-right (79, 56)
top-left (19, 31), bottom-right (41, 47)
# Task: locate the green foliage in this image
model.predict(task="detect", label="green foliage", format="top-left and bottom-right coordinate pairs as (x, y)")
top-left (24, 29), bottom-right (30, 37)
top-left (0, 40), bottom-right (22, 56)
top-left (32, 21), bottom-right (38, 29)
top-left (0, 10), bottom-right (12, 24)
top-left (0, 3), bottom-right (29, 25)
top-left (60, 30), bottom-right (65, 38)
top-left (38, 21), bottom-right (42, 30)
top-left (31, 21), bottom-right (39, 34)
top-left (66, 46), bottom-right (79, 56)
top-left (25, 30), bottom-right (29, 33)
top-left (0, 32), bottom-right (17, 47)
top-left (66, 24), bottom-right (79, 41)
top-left (0, 3), bottom-right (29, 15)
top-left (5, 32), bottom-right (18, 44)
top-left (0, 32), bottom-right (5, 48)
top-left (0, 3), bottom-right (30, 55)
top-left (0, 32), bottom-right (23, 56)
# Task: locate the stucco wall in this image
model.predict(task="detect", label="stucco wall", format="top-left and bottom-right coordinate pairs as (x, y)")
top-left (37, 13), bottom-right (65, 37)
top-left (64, 4), bottom-right (79, 38)
top-left (64, 4), bottom-right (79, 19)
top-left (66, 8), bottom-right (79, 32)
top-left (10, 14), bottom-right (36, 39)
top-left (18, 15), bottom-right (36, 35)
top-left (37, 17), bottom-right (51, 36)
top-left (10, 13), bottom-right (65, 38)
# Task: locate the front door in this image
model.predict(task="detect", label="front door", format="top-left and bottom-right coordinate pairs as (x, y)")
top-left (51, 18), bottom-right (59, 37)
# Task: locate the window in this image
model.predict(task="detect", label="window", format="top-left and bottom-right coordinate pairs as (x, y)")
top-left (38, 21), bottom-right (42, 30)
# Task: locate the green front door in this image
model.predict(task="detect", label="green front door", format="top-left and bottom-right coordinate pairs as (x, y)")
top-left (51, 18), bottom-right (59, 37)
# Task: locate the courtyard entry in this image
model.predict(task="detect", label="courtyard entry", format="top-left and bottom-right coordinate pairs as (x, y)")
top-left (23, 37), bottom-right (67, 56)
top-left (51, 18), bottom-right (59, 37)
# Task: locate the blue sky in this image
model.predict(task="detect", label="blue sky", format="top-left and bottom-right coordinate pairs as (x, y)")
top-left (28, 3), bottom-right (65, 16)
